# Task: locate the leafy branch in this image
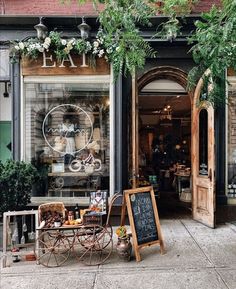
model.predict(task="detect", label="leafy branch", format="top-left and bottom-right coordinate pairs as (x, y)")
top-left (188, 1), bottom-right (236, 106)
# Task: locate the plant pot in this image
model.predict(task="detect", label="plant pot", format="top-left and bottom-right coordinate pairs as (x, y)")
top-left (116, 236), bottom-right (132, 261)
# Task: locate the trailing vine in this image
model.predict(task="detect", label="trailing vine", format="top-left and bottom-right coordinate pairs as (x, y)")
top-left (13, 0), bottom-right (197, 79)
top-left (188, 0), bottom-right (236, 106)
top-left (14, 0), bottom-right (236, 108)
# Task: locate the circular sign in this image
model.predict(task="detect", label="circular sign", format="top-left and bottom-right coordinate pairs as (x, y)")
top-left (42, 104), bottom-right (93, 155)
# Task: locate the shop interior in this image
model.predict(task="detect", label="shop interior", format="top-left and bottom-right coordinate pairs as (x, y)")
top-left (138, 79), bottom-right (192, 216)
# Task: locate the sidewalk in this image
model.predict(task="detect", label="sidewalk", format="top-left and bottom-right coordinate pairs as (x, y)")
top-left (1, 218), bottom-right (236, 289)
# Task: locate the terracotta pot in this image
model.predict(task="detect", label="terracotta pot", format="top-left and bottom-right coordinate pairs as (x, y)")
top-left (116, 236), bottom-right (132, 261)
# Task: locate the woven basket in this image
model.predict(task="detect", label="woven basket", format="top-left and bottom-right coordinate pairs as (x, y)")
top-left (38, 202), bottom-right (66, 222)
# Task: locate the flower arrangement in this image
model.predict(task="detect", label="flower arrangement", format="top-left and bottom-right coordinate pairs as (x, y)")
top-left (12, 31), bottom-right (105, 61)
top-left (116, 226), bottom-right (128, 239)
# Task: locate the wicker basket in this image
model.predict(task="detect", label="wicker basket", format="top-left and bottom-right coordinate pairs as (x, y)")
top-left (38, 202), bottom-right (66, 222)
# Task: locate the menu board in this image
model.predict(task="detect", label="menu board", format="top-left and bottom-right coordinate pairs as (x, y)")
top-left (130, 192), bottom-right (158, 245)
top-left (124, 186), bottom-right (165, 262)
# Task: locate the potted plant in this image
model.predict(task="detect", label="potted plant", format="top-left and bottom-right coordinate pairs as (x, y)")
top-left (116, 226), bottom-right (132, 261)
top-left (0, 160), bottom-right (39, 214)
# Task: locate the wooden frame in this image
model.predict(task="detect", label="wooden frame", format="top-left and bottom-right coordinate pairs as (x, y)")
top-left (123, 186), bottom-right (165, 262)
top-left (2, 210), bottom-right (39, 268)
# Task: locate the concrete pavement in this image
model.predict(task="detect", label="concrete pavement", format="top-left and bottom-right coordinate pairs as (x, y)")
top-left (1, 218), bottom-right (236, 289)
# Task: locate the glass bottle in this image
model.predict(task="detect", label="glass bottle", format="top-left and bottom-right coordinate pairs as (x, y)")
top-left (74, 204), bottom-right (80, 219)
top-left (68, 211), bottom-right (74, 221)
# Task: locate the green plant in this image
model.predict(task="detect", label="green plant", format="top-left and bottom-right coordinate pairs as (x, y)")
top-left (116, 226), bottom-right (127, 238)
top-left (154, 0), bottom-right (198, 40)
top-left (0, 160), bottom-right (39, 213)
top-left (188, 0), bottom-right (236, 106)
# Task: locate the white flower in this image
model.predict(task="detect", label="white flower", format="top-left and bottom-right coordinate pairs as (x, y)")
top-left (116, 46), bottom-right (120, 52)
top-left (106, 48), bottom-right (112, 54)
top-left (61, 39), bottom-right (67, 46)
top-left (86, 42), bottom-right (92, 50)
top-left (38, 47), bottom-right (44, 53)
top-left (14, 45), bottom-right (20, 50)
top-left (44, 37), bottom-right (51, 45)
top-left (66, 42), bottom-right (73, 51)
top-left (68, 38), bottom-right (75, 46)
top-left (43, 43), bottom-right (49, 49)
top-left (94, 41), bottom-right (99, 48)
top-left (98, 49), bottom-right (104, 57)
top-left (19, 42), bottom-right (24, 50)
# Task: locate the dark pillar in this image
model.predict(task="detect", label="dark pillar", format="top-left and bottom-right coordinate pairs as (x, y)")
top-left (114, 75), bottom-right (123, 195)
top-left (10, 56), bottom-right (21, 161)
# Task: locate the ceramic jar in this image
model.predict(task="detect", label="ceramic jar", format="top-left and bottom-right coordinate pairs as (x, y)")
top-left (116, 236), bottom-right (132, 261)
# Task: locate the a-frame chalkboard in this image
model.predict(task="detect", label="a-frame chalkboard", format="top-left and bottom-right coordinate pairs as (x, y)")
top-left (123, 186), bottom-right (165, 262)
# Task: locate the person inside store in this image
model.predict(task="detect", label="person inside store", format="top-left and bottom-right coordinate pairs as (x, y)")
top-left (59, 114), bottom-right (76, 164)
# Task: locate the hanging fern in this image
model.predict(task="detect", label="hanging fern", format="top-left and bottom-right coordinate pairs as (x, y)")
top-left (188, 1), bottom-right (236, 106)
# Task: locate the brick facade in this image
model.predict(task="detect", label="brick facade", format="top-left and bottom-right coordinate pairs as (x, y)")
top-left (1, 0), bottom-right (220, 16)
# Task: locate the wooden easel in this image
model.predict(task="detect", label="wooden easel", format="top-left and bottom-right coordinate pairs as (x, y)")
top-left (121, 186), bottom-right (165, 262)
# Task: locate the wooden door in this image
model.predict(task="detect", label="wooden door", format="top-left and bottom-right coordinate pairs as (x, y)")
top-left (192, 76), bottom-right (215, 228)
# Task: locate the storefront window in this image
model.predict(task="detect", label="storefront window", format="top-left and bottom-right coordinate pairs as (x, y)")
top-left (24, 80), bottom-right (110, 198)
top-left (227, 76), bottom-right (236, 200)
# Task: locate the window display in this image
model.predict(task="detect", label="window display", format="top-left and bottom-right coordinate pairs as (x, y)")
top-left (24, 81), bottom-right (110, 198)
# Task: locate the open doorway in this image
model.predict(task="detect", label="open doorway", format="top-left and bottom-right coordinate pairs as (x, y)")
top-left (138, 74), bottom-right (192, 218)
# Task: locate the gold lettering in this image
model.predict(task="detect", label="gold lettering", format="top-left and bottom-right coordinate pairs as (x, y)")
top-left (42, 52), bottom-right (56, 67)
top-left (59, 54), bottom-right (77, 68)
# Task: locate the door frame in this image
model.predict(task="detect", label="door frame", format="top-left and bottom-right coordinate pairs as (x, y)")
top-left (136, 66), bottom-right (192, 195)
top-left (191, 73), bottom-right (216, 228)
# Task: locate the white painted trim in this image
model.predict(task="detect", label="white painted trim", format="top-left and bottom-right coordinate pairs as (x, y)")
top-left (20, 70), bottom-right (24, 161)
top-left (23, 75), bottom-right (110, 84)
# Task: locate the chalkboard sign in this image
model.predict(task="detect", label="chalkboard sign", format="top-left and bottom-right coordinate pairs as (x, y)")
top-left (123, 186), bottom-right (165, 262)
top-left (130, 192), bottom-right (158, 245)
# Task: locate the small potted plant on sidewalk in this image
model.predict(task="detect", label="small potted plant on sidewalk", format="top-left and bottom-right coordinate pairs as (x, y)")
top-left (116, 226), bottom-right (132, 261)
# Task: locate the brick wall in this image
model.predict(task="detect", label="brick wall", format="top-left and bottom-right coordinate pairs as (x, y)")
top-left (1, 0), bottom-right (220, 16)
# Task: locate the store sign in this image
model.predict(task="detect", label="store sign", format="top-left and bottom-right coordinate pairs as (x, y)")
top-left (42, 52), bottom-right (89, 68)
top-left (42, 104), bottom-right (93, 155)
top-left (21, 53), bottom-right (110, 76)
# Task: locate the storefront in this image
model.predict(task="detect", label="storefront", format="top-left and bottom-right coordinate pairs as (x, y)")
top-left (0, 16), bottom-right (235, 224)
top-left (20, 53), bottom-right (115, 205)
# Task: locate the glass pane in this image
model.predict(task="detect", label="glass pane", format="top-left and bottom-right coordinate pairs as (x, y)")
top-left (227, 78), bottom-right (236, 199)
top-left (24, 82), bottom-right (110, 197)
top-left (0, 49), bottom-right (10, 79)
top-left (199, 109), bottom-right (208, 176)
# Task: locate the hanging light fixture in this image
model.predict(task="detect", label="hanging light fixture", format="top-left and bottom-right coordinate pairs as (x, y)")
top-left (78, 17), bottom-right (91, 40)
top-left (3, 81), bottom-right (9, 98)
top-left (0, 81), bottom-right (10, 98)
top-left (34, 17), bottom-right (48, 41)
